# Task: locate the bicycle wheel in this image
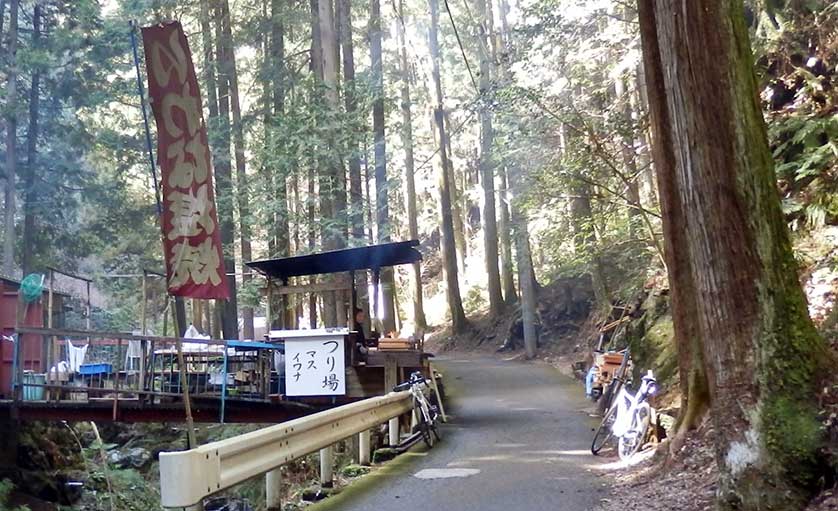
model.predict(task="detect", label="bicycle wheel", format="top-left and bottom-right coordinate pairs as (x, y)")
top-left (591, 404), bottom-right (618, 455)
top-left (415, 400), bottom-right (434, 448)
top-left (618, 403), bottom-right (651, 460)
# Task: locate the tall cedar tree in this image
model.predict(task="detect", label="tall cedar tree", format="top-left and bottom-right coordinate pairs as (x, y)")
top-left (396, 0), bottom-right (427, 330)
top-left (638, 0), bottom-right (826, 508)
top-left (22, 2), bottom-right (41, 275)
top-left (495, 0), bottom-right (516, 304)
top-left (316, 0), bottom-right (340, 327)
top-left (212, 0), bottom-right (240, 339)
top-left (370, 0), bottom-right (397, 333)
top-left (308, 0), bottom-right (321, 329)
top-left (475, 0), bottom-right (504, 317)
top-left (3, 0), bottom-right (18, 274)
top-left (341, 0), bottom-right (364, 245)
top-left (428, 0), bottom-right (467, 333)
top-left (340, 0), bottom-right (370, 323)
top-left (219, 0), bottom-right (254, 339)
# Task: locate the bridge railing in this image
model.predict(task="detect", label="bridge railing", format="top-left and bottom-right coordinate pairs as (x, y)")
top-left (158, 389), bottom-right (414, 508)
top-left (11, 327), bottom-right (282, 420)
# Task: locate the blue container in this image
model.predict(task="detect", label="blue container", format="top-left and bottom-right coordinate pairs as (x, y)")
top-left (79, 363), bottom-right (112, 375)
top-left (22, 371), bottom-right (45, 401)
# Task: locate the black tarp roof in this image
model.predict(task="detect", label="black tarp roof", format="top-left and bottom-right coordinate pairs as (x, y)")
top-left (246, 240), bottom-right (422, 280)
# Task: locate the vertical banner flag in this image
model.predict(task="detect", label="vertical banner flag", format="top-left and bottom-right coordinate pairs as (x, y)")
top-left (142, 22), bottom-right (229, 299)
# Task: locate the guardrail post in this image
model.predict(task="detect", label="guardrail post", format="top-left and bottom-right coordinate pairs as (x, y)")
top-left (266, 467), bottom-right (282, 510)
top-left (320, 446), bottom-right (333, 487)
top-left (384, 357), bottom-right (401, 447)
top-left (388, 417), bottom-right (399, 446)
top-left (359, 430), bottom-right (371, 465)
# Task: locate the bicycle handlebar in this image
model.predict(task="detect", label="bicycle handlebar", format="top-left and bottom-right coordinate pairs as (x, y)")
top-left (393, 371), bottom-right (426, 392)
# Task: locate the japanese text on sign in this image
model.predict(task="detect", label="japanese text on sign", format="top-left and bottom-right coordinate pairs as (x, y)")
top-left (141, 22), bottom-right (229, 299)
top-left (284, 336), bottom-right (345, 396)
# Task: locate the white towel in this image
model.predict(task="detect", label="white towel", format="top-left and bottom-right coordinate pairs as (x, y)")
top-left (67, 339), bottom-right (88, 372)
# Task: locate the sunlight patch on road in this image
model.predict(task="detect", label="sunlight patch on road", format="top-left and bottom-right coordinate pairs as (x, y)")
top-left (414, 468), bottom-right (481, 479)
top-left (585, 448), bottom-right (656, 471)
top-left (522, 449), bottom-right (590, 456)
top-left (447, 455), bottom-right (510, 466)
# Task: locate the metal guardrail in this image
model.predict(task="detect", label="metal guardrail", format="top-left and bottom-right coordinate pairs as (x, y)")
top-left (159, 389), bottom-right (414, 508)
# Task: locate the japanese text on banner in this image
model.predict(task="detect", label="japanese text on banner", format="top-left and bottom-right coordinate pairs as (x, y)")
top-left (141, 22), bottom-right (229, 299)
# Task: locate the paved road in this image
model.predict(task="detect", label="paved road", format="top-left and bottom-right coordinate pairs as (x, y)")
top-left (310, 355), bottom-right (607, 511)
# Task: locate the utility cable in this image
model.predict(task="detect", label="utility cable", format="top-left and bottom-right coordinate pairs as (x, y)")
top-left (442, 0), bottom-right (479, 92)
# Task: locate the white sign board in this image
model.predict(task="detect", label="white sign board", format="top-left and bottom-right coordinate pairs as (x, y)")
top-left (284, 333), bottom-right (346, 396)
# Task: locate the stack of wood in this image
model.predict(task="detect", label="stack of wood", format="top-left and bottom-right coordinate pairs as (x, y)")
top-left (377, 338), bottom-right (413, 351)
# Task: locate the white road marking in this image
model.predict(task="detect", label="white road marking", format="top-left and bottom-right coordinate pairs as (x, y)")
top-left (413, 468), bottom-right (481, 479)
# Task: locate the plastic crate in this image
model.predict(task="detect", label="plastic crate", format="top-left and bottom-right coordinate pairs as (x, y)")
top-left (22, 371), bottom-right (45, 401)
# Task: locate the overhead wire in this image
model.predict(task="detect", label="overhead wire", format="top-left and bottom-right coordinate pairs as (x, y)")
top-left (388, 0), bottom-right (481, 174)
top-left (442, 0), bottom-right (479, 93)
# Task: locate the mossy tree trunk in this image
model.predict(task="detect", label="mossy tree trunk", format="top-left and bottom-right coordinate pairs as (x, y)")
top-left (637, 0), bottom-right (709, 437)
top-left (638, 1), bottom-right (826, 508)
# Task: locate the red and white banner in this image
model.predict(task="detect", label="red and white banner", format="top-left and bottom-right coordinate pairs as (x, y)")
top-left (142, 21), bottom-right (229, 299)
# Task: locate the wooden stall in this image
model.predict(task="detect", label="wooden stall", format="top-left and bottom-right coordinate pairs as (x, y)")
top-left (248, 241), bottom-right (432, 400)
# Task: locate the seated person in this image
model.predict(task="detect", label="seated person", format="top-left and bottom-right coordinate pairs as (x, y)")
top-left (353, 308), bottom-right (369, 358)
top-left (352, 308), bottom-right (379, 349)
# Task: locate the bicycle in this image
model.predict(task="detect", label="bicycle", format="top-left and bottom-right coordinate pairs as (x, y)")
top-left (394, 371), bottom-right (442, 448)
top-left (591, 369), bottom-right (657, 459)
top-left (595, 346), bottom-right (631, 415)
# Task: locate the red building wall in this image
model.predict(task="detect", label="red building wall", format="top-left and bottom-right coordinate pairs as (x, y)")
top-left (0, 281), bottom-right (45, 398)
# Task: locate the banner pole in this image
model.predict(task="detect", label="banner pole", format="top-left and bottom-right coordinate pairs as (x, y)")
top-left (129, 20), bottom-right (163, 215)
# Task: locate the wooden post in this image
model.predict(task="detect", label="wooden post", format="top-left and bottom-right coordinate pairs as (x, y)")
top-left (266, 277), bottom-right (273, 330)
top-left (174, 312), bottom-right (197, 448)
top-left (48, 270), bottom-right (58, 399)
top-left (113, 337), bottom-right (122, 420)
top-left (85, 280), bottom-right (91, 332)
top-left (13, 293), bottom-right (26, 402)
top-left (372, 268), bottom-right (380, 333)
top-left (162, 296), bottom-right (170, 337)
top-left (140, 272), bottom-right (148, 400)
top-left (428, 362), bottom-right (447, 422)
top-left (348, 271), bottom-right (357, 329)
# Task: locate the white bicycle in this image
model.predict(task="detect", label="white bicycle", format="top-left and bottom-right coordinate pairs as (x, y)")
top-left (591, 370), bottom-right (658, 460)
top-left (394, 371), bottom-right (442, 448)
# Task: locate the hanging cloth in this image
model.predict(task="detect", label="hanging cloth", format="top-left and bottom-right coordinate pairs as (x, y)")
top-left (66, 339), bottom-right (88, 372)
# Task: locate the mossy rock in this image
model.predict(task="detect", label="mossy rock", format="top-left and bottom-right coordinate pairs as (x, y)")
top-left (372, 448), bottom-right (398, 463)
top-left (630, 313), bottom-right (678, 388)
top-left (340, 464), bottom-right (371, 478)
